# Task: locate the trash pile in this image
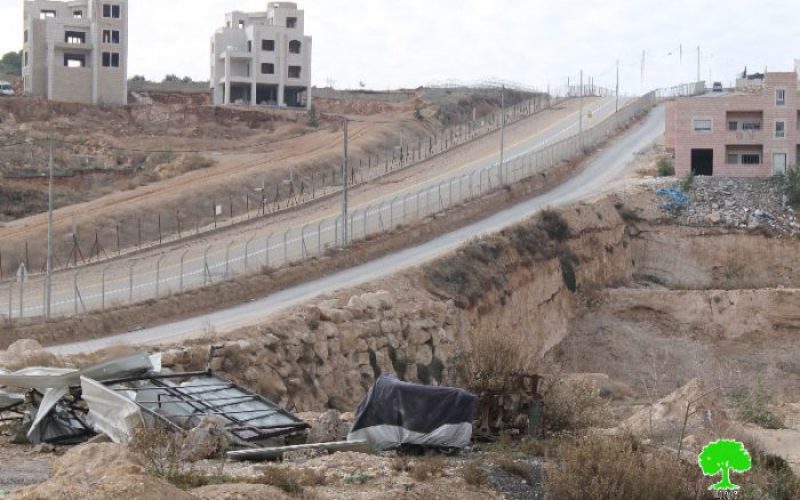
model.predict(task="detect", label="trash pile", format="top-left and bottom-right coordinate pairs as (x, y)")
top-left (673, 177), bottom-right (799, 236)
top-left (0, 350), bottom-right (309, 449)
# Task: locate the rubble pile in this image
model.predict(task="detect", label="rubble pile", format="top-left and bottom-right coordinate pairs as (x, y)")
top-left (676, 177), bottom-right (799, 236)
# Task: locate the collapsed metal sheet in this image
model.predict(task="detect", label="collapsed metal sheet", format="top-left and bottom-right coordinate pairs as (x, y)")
top-left (0, 353), bottom-right (161, 445)
top-left (0, 353), bottom-right (158, 391)
top-left (106, 373), bottom-right (309, 442)
top-left (81, 376), bottom-right (144, 444)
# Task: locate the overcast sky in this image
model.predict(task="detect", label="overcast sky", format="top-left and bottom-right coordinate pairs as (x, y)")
top-left (2, 0), bottom-right (797, 94)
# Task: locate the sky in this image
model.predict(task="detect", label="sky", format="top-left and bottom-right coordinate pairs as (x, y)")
top-left (2, 0), bottom-right (798, 95)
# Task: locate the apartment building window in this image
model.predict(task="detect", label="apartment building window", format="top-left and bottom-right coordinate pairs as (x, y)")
top-left (287, 17), bottom-right (297, 28)
top-left (728, 121), bottom-right (738, 131)
top-left (103, 30), bottom-right (119, 43)
top-left (288, 66), bottom-right (301, 79)
top-left (741, 154), bottom-right (760, 165)
top-left (775, 121), bottom-right (785, 138)
top-left (64, 54), bottom-right (86, 68)
top-left (102, 52), bottom-right (120, 68)
top-left (262, 40), bottom-right (275, 51)
top-left (776, 89), bottom-right (786, 106)
top-left (40, 10), bottom-right (56, 19)
top-left (24, 52), bottom-right (28, 67)
top-left (103, 4), bottom-right (121, 18)
top-left (247, 41), bottom-right (252, 52)
top-left (24, 30), bottom-right (27, 43)
top-left (65, 31), bottom-right (86, 44)
top-left (289, 40), bottom-right (301, 54)
top-left (261, 63), bottom-right (274, 75)
top-left (742, 121), bottom-right (761, 131)
top-left (693, 119), bottom-right (712, 132)
top-left (73, 10), bottom-right (83, 18)
top-left (727, 154), bottom-right (738, 164)
top-left (238, 20), bottom-right (245, 29)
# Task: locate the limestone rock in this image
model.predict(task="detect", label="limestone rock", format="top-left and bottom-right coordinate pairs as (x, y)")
top-left (6, 339), bottom-right (43, 358)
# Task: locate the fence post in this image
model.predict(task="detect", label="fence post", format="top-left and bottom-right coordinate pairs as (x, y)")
top-left (179, 249), bottom-right (189, 292)
top-left (244, 236), bottom-right (255, 271)
top-left (155, 254), bottom-right (167, 298)
top-left (317, 220), bottom-right (324, 256)
top-left (203, 245), bottom-right (212, 285)
top-left (224, 240), bottom-right (234, 278)
top-left (300, 225), bottom-right (308, 259)
top-left (363, 206), bottom-right (369, 237)
top-left (73, 269), bottom-right (80, 315)
top-left (265, 235), bottom-right (271, 269)
top-left (7, 284), bottom-right (12, 321)
top-left (18, 272), bottom-right (24, 320)
top-left (101, 264), bottom-right (112, 312)
top-left (129, 262), bottom-right (136, 304)
top-left (283, 229), bottom-right (290, 265)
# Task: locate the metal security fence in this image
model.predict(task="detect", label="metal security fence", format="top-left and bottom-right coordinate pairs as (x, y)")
top-left (2, 90), bottom-right (662, 322)
top-left (0, 90), bottom-right (564, 281)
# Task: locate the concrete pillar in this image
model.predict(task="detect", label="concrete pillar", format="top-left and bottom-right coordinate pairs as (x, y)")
top-left (251, 80), bottom-right (257, 105)
top-left (46, 43), bottom-right (54, 100)
top-left (278, 84), bottom-right (285, 107)
top-left (223, 54), bottom-right (231, 105)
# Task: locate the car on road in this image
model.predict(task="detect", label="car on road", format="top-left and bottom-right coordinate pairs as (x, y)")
top-left (0, 81), bottom-right (14, 97)
top-left (712, 82), bottom-right (723, 92)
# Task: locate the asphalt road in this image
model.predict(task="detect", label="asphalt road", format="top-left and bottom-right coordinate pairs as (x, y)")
top-left (49, 104), bottom-right (665, 355)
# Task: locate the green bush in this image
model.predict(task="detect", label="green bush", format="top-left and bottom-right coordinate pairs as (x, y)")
top-left (784, 165), bottom-right (800, 206)
top-left (657, 157), bottom-right (675, 177)
top-left (729, 385), bottom-right (783, 429)
top-left (307, 105), bottom-right (320, 128)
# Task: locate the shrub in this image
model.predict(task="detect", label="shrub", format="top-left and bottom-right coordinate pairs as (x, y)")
top-left (180, 154), bottom-right (216, 173)
top-left (539, 210), bottom-right (570, 242)
top-left (546, 435), bottom-right (711, 500)
top-left (784, 165), bottom-right (800, 206)
top-left (657, 157), bottom-right (675, 177)
top-left (461, 460), bottom-right (488, 487)
top-left (307, 105), bottom-right (319, 128)
top-left (681, 172), bottom-right (695, 191)
top-left (414, 107), bottom-right (424, 121)
top-left (256, 465), bottom-right (325, 494)
top-left (453, 325), bottom-right (529, 394)
top-left (729, 385), bottom-right (783, 429)
top-left (130, 426), bottom-right (187, 479)
top-left (541, 377), bottom-right (610, 433)
top-left (343, 471), bottom-right (373, 484)
top-left (409, 456), bottom-right (446, 482)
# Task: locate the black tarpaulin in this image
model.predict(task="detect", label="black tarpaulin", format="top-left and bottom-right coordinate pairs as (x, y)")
top-left (347, 374), bottom-right (476, 450)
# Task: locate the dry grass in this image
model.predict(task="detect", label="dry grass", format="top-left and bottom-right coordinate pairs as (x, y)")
top-left (408, 456), bottom-right (446, 482)
top-left (460, 460), bottom-right (488, 487)
top-left (256, 465), bottom-right (326, 495)
top-left (546, 434), bottom-right (712, 500)
top-left (453, 324), bottom-right (532, 394)
top-left (540, 376), bottom-right (611, 433)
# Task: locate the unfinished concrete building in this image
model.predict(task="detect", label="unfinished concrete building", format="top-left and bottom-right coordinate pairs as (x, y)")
top-left (22, 0), bottom-right (128, 105)
top-left (210, 2), bottom-right (312, 108)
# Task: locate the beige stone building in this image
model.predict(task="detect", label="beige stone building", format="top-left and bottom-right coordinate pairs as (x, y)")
top-left (210, 2), bottom-right (312, 108)
top-left (666, 69), bottom-right (799, 177)
top-left (22, 0), bottom-right (128, 105)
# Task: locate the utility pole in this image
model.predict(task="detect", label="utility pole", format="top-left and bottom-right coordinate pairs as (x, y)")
top-left (45, 137), bottom-right (54, 319)
top-left (579, 70), bottom-right (584, 150)
top-left (640, 50), bottom-right (646, 86)
top-left (615, 60), bottom-right (620, 113)
top-left (341, 118), bottom-right (349, 247)
top-left (499, 85), bottom-right (505, 186)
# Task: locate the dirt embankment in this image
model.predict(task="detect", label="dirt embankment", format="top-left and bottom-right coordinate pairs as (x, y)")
top-left (96, 191), bottom-right (800, 418)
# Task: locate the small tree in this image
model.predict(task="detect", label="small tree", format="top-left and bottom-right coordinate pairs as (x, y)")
top-left (414, 106), bottom-right (424, 121)
top-left (182, 76), bottom-right (193, 84)
top-left (698, 439), bottom-right (752, 491)
top-left (163, 74), bottom-right (180, 83)
top-left (307, 105), bottom-right (319, 128)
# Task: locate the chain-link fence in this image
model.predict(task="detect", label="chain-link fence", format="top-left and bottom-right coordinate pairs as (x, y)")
top-left (2, 89), bottom-right (663, 322)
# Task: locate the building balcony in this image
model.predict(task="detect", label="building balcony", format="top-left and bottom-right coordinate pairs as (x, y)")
top-left (727, 129), bottom-right (764, 143)
top-left (54, 41), bottom-right (92, 51)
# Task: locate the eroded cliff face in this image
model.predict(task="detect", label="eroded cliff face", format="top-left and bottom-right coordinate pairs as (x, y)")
top-left (156, 196), bottom-right (800, 412)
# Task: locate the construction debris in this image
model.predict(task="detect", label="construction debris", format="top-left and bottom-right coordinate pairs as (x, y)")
top-left (0, 350), bottom-right (308, 450)
top-left (475, 373), bottom-right (543, 439)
